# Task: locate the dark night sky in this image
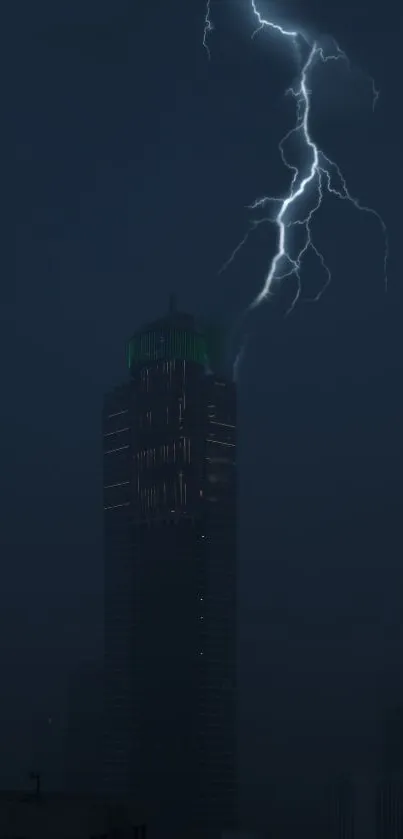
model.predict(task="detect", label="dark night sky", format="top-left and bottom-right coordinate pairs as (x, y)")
top-left (5, 0), bottom-right (403, 826)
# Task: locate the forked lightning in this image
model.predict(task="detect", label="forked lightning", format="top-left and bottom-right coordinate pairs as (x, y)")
top-left (204, 1), bottom-right (388, 316)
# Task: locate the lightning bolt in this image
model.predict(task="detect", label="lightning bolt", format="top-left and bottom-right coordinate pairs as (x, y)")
top-left (203, 0), bottom-right (214, 59)
top-left (204, 1), bottom-right (389, 321)
top-left (371, 78), bottom-right (380, 111)
top-left (250, 0), bottom-right (299, 38)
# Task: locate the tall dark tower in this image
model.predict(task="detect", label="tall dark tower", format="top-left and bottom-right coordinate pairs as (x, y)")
top-left (103, 303), bottom-right (237, 839)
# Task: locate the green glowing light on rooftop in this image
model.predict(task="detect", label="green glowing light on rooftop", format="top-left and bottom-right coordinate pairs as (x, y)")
top-left (128, 327), bottom-right (209, 370)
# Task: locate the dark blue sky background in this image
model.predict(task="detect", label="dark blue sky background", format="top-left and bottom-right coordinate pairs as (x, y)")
top-left (5, 0), bottom-right (403, 827)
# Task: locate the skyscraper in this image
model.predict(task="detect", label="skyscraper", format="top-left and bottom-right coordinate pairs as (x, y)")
top-left (103, 301), bottom-right (238, 839)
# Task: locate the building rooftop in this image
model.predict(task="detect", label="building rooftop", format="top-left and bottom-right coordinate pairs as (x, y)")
top-left (127, 296), bottom-right (226, 375)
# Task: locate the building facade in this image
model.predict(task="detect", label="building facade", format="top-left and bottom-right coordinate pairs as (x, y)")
top-left (376, 776), bottom-right (403, 838)
top-left (103, 305), bottom-right (238, 839)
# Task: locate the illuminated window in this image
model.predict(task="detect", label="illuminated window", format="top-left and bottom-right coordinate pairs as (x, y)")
top-left (103, 427), bottom-right (130, 438)
top-left (206, 440), bottom-right (235, 448)
top-left (104, 445), bottom-right (129, 455)
top-left (106, 409), bottom-right (128, 419)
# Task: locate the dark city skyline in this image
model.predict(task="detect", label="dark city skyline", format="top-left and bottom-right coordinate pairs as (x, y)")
top-left (6, 0), bottom-right (403, 835)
